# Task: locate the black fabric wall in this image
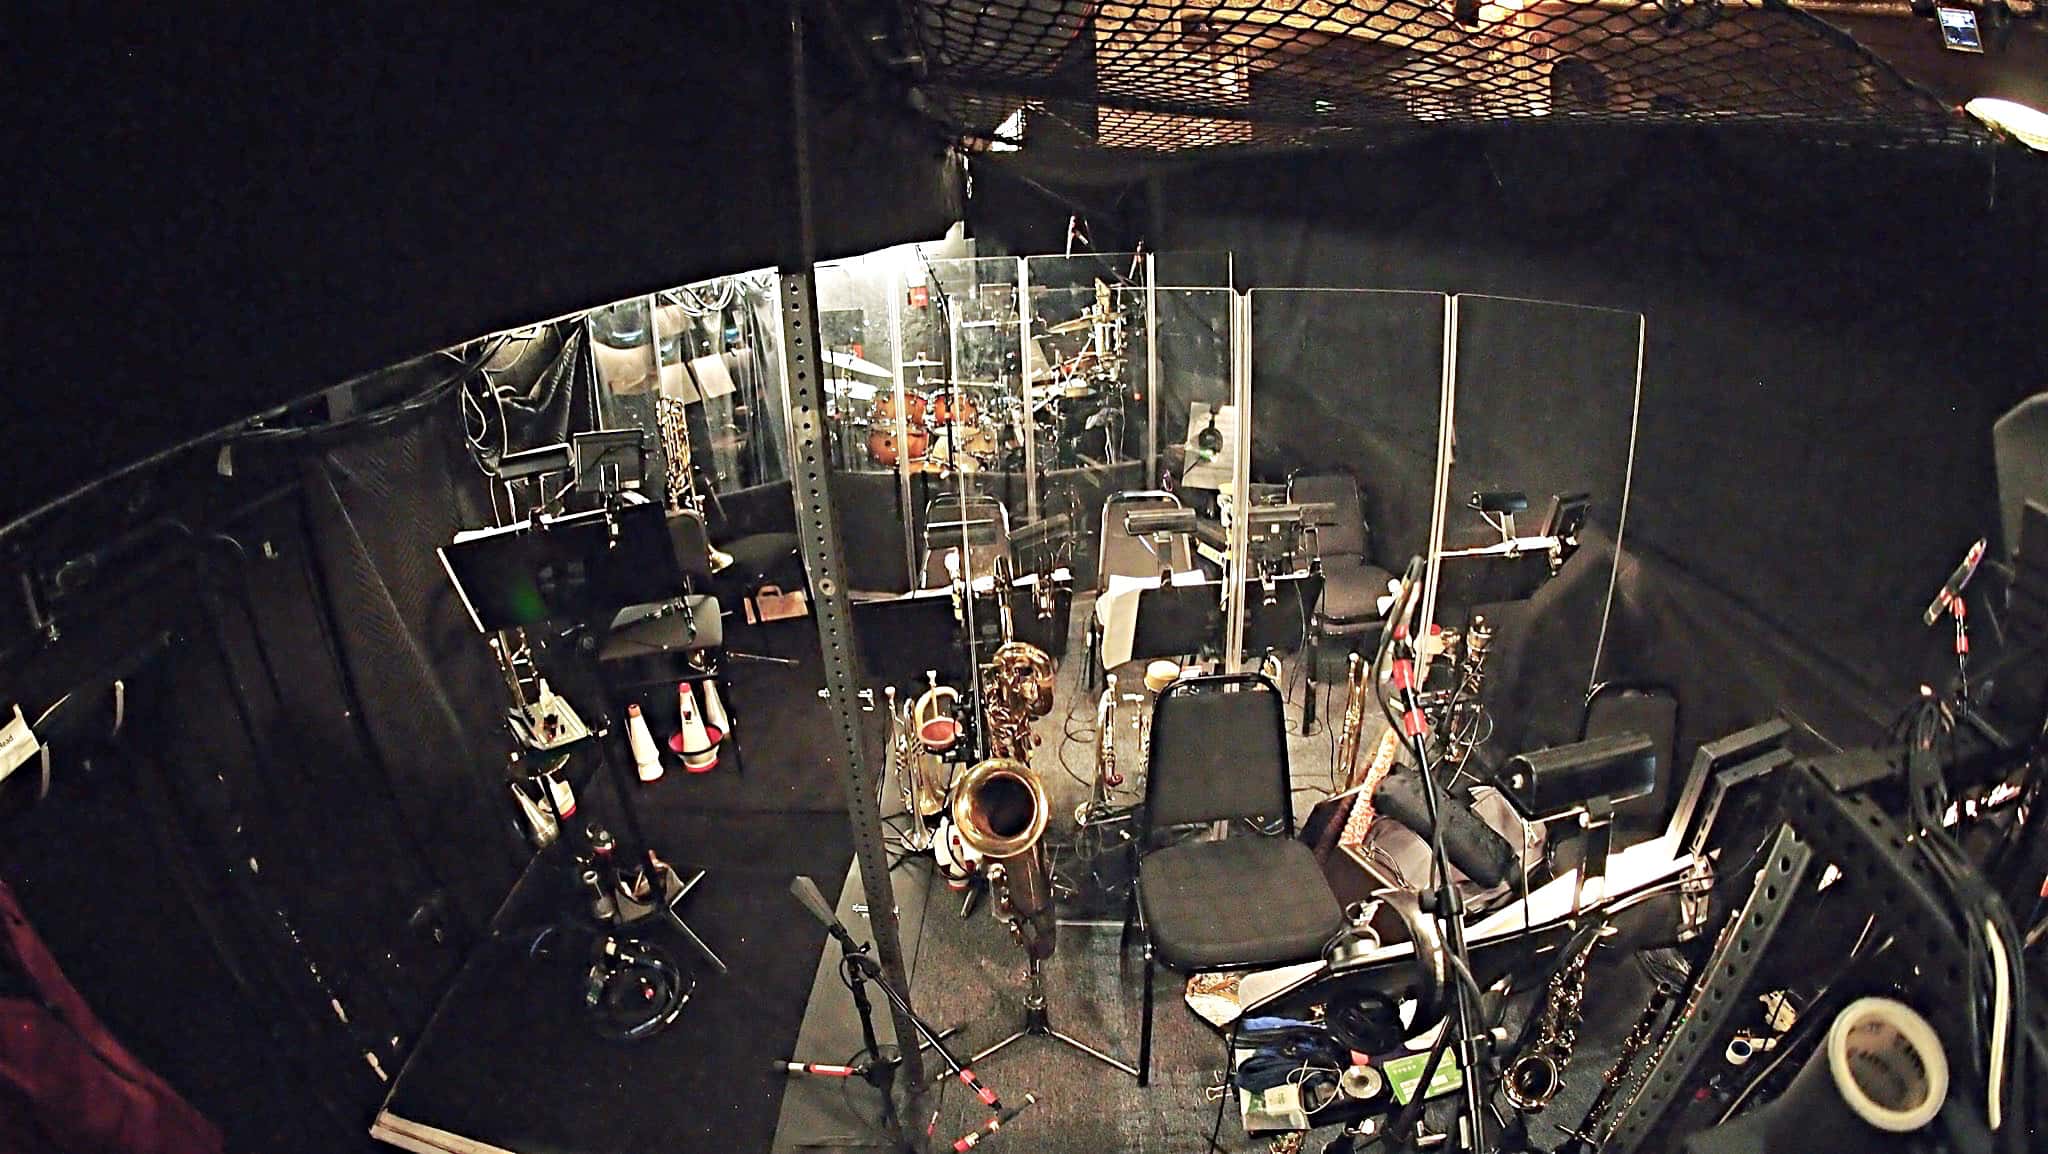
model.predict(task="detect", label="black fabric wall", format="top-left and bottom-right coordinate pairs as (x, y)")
top-left (1123, 129), bottom-right (2047, 723)
top-left (0, 395), bottom-right (525, 1151)
top-left (4, 2), bottom-right (961, 528)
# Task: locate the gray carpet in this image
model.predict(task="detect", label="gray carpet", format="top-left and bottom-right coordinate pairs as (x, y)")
top-left (769, 593), bottom-right (1670, 1154)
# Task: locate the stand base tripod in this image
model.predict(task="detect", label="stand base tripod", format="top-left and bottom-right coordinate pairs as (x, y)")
top-left (944, 958), bottom-right (1138, 1080)
top-left (616, 858), bottom-right (727, 974)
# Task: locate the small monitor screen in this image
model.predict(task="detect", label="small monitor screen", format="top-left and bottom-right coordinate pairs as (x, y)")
top-left (1937, 6), bottom-right (1984, 52)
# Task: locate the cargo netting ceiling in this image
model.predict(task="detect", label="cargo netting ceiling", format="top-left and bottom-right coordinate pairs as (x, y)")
top-left (896, 0), bottom-right (1984, 153)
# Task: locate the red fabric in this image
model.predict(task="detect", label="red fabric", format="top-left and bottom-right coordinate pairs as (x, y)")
top-left (0, 881), bottom-right (222, 1154)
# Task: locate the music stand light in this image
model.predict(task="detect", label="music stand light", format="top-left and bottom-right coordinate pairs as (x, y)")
top-left (1503, 732), bottom-right (1657, 912)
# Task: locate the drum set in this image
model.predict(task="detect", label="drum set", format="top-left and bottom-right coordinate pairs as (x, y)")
top-left (825, 284), bottom-right (1131, 477)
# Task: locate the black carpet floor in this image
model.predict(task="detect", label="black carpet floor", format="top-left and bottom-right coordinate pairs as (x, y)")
top-left (377, 614), bottom-right (871, 1154)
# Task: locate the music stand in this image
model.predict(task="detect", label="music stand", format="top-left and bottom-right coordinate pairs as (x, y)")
top-left (1130, 578), bottom-right (1224, 666)
top-left (440, 501), bottom-right (728, 976)
top-left (1242, 571), bottom-right (1322, 661)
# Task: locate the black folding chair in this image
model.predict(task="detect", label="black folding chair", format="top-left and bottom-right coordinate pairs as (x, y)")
top-left (1127, 673), bottom-right (1345, 1087)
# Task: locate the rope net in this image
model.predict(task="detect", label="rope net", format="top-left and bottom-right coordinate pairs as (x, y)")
top-left (897, 1), bottom-right (1981, 152)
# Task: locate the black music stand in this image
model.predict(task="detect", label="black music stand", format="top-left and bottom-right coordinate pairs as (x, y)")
top-left (1242, 571), bottom-right (1322, 663)
top-left (1129, 578), bottom-right (1224, 666)
top-left (441, 498), bottom-right (728, 976)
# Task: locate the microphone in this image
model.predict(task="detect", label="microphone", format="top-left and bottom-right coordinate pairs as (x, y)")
top-left (1922, 538), bottom-right (1987, 627)
top-left (1373, 767), bottom-right (1521, 889)
top-left (789, 875), bottom-right (840, 930)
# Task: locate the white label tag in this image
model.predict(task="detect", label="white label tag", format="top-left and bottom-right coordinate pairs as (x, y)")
top-left (0, 705), bottom-right (41, 785)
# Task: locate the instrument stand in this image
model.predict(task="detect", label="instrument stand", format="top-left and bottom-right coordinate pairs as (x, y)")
top-left (573, 604), bottom-right (730, 976)
top-left (956, 957), bottom-right (1138, 1080)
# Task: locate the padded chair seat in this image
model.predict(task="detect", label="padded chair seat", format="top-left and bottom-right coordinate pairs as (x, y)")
top-left (1317, 558), bottom-right (1396, 627)
top-left (1139, 835), bottom-right (1345, 970)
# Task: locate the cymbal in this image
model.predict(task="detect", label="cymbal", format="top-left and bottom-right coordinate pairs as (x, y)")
top-left (828, 380), bottom-right (880, 402)
top-left (1043, 315), bottom-right (1096, 335)
top-left (824, 348), bottom-right (892, 380)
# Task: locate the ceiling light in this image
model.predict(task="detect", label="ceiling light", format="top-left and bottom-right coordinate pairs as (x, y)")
top-left (1965, 98), bottom-right (2048, 151)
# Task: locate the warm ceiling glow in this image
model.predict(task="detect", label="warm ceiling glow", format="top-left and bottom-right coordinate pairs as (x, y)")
top-left (1965, 98), bottom-right (2048, 151)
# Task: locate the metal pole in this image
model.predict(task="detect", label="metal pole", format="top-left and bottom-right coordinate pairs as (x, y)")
top-left (780, 0), bottom-right (925, 1104)
top-left (1019, 258), bottom-right (1039, 522)
top-left (889, 265), bottom-right (917, 589)
top-left (1223, 290), bottom-right (1252, 673)
top-left (1144, 252), bottom-right (1159, 484)
top-left (1418, 294), bottom-right (1457, 684)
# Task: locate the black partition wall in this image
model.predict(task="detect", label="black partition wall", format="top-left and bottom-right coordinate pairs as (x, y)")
top-left (1136, 130), bottom-right (2048, 748)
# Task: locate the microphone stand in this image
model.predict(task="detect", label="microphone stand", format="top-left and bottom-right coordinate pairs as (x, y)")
top-left (1380, 558), bottom-right (1492, 1152)
top-left (779, 876), bottom-right (990, 1153)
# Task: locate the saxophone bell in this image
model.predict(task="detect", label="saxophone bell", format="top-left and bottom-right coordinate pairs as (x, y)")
top-left (1503, 1053), bottom-right (1563, 1113)
top-left (950, 756), bottom-right (1056, 960)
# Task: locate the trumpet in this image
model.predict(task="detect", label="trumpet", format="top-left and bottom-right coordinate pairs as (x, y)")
top-left (1077, 674), bottom-right (1126, 829)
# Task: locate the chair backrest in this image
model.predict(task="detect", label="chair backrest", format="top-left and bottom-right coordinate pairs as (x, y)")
top-left (1995, 393), bottom-right (2048, 558)
top-left (1288, 472), bottom-right (1366, 562)
top-left (1100, 490), bottom-right (1193, 587)
top-left (1579, 681), bottom-right (1680, 841)
top-left (1143, 673), bottom-right (1293, 835)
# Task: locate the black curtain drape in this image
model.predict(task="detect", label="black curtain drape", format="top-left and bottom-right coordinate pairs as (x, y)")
top-left (1132, 129), bottom-right (2048, 718)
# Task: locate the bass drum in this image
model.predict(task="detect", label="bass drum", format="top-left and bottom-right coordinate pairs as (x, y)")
top-left (868, 423), bottom-right (929, 468)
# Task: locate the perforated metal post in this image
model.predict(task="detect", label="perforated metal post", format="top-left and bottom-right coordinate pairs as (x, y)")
top-left (781, 0), bottom-right (925, 1106)
top-left (1604, 825), bottom-right (1811, 1153)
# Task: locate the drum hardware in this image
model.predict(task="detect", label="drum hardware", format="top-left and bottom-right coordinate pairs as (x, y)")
top-left (822, 347), bottom-right (892, 380)
top-left (866, 388), bottom-right (931, 468)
